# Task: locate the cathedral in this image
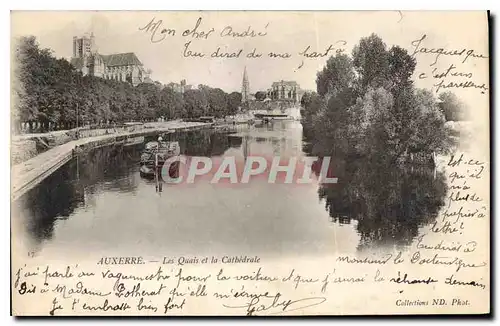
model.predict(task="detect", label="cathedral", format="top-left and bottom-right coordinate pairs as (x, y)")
top-left (70, 33), bottom-right (151, 86)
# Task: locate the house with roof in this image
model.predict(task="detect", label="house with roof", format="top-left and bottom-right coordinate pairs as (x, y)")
top-left (70, 33), bottom-right (151, 86)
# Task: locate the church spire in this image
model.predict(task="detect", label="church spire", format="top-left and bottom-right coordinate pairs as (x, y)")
top-left (241, 66), bottom-right (250, 103)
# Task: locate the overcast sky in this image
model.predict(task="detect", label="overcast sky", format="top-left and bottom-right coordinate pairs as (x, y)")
top-left (11, 11), bottom-right (488, 109)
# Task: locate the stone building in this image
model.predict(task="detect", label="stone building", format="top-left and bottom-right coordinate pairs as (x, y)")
top-left (70, 33), bottom-right (150, 86)
top-left (267, 80), bottom-right (302, 102)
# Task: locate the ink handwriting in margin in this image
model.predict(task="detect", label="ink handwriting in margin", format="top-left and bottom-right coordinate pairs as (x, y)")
top-left (222, 292), bottom-right (327, 316)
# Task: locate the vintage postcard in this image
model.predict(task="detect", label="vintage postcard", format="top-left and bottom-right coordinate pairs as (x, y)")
top-left (10, 11), bottom-right (490, 316)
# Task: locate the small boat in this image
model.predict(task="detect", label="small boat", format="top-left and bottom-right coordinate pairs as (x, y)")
top-left (139, 141), bottom-right (181, 178)
top-left (254, 113), bottom-right (292, 123)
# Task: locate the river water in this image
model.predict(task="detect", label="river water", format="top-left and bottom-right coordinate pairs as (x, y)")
top-left (13, 120), bottom-right (448, 260)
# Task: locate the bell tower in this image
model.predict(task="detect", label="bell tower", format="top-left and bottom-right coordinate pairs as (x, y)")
top-left (72, 32), bottom-right (93, 59)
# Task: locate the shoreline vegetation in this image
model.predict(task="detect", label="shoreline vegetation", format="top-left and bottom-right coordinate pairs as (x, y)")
top-left (299, 33), bottom-right (467, 168)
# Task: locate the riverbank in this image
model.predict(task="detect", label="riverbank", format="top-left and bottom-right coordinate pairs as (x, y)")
top-left (11, 121), bottom-right (212, 201)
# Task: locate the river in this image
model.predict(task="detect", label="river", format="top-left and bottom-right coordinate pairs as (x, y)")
top-left (13, 120), bottom-right (448, 260)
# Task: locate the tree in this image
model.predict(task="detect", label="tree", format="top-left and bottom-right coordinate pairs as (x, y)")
top-left (388, 46), bottom-right (417, 92)
top-left (159, 87), bottom-right (185, 119)
top-left (14, 36), bottom-right (74, 131)
top-left (309, 53), bottom-right (357, 155)
top-left (227, 92), bottom-right (242, 116)
top-left (183, 89), bottom-right (207, 118)
top-left (352, 33), bottom-right (390, 93)
top-left (300, 92), bottom-right (323, 123)
top-left (207, 88), bottom-right (228, 118)
top-left (309, 95), bottom-right (352, 157)
top-left (316, 54), bottom-right (355, 99)
top-left (410, 89), bottom-right (452, 155)
top-left (355, 87), bottom-right (396, 160)
top-left (302, 33), bottom-right (454, 166)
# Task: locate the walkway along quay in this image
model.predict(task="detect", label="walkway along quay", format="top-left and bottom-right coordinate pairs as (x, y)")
top-left (11, 121), bottom-right (212, 202)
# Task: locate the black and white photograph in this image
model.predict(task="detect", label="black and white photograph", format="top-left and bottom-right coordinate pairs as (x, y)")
top-left (10, 11), bottom-right (490, 316)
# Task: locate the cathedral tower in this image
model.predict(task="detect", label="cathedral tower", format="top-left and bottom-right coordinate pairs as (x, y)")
top-left (72, 32), bottom-right (94, 59)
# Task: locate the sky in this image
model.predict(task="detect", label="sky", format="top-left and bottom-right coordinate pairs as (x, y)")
top-left (11, 11), bottom-right (489, 109)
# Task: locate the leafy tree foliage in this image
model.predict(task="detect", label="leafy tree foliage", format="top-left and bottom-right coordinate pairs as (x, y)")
top-left (227, 92), bottom-right (242, 116)
top-left (316, 54), bottom-right (355, 98)
top-left (301, 33), bottom-right (454, 165)
top-left (438, 91), bottom-right (466, 121)
top-left (352, 34), bottom-right (390, 93)
top-left (13, 36), bottom-right (241, 133)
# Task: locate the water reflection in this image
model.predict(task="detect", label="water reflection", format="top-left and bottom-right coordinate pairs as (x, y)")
top-left (80, 144), bottom-right (141, 194)
top-left (15, 129), bottom-right (235, 250)
top-left (172, 131), bottom-right (231, 157)
top-left (144, 129), bottom-right (235, 187)
top-left (314, 158), bottom-right (448, 252)
top-left (14, 144), bottom-right (146, 246)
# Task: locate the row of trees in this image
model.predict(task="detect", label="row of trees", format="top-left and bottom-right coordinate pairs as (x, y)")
top-left (301, 33), bottom-right (462, 164)
top-left (13, 36), bottom-right (242, 133)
